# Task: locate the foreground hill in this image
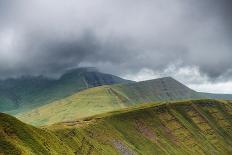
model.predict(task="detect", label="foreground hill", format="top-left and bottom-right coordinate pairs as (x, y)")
top-left (0, 67), bottom-right (130, 113)
top-left (17, 77), bottom-right (203, 125)
top-left (1, 99), bottom-right (232, 155)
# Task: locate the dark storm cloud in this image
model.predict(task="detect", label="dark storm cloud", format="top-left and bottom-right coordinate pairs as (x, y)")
top-left (0, 0), bottom-right (231, 81)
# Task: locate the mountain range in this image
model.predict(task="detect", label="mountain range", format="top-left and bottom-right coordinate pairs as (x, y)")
top-left (16, 73), bottom-right (232, 126)
top-left (0, 67), bottom-right (232, 155)
top-left (17, 76), bottom-right (203, 125)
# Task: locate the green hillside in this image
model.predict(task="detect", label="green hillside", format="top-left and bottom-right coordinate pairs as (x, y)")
top-left (112, 77), bottom-right (202, 102)
top-left (1, 99), bottom-right (232, 155)
top-left (17, 77), bottom-right (204, 126)
top-left (0, 112), bottom-right (74, 155)
top-left (0, 67), bottom-right (130, 114)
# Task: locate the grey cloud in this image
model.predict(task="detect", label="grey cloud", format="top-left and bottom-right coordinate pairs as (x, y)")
top-left (0, 0), bottom-right (231, 82)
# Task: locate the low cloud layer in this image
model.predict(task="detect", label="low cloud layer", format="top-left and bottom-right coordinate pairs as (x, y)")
top-left (0, 0), bottom-right (232, 93)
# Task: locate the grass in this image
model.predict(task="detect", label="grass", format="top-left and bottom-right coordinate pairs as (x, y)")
top-left (0, 68), bottom-right (130, 114)
top-left (16, 77), bottom-right (204, 126)
top-left (16, 86), bottom-right (128, 126)
top-left (1, 99), bottom-right (232, 155)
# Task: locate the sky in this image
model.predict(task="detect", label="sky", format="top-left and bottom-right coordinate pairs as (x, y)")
top-left (0, 0), bottom-right (232, 93)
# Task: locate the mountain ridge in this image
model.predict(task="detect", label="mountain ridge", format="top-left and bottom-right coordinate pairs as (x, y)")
top-left (17, 76), bottom-right (204, 126)
top-left (0, 67), bottom-right (131, 113)
top-left (1, 99), bottom-right (232, 155)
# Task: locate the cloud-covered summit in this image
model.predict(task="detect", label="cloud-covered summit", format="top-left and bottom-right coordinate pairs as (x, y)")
top-left (0, 0), bottom-right (232, 92)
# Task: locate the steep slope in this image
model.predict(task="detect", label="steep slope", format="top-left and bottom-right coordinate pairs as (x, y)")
top-left (1, 99), bottom-right (232, 155)
top-left (112, 77), bottom-right (202, 102)
top-left (17, 77), bottom-right (203, 126)
top-left (0, 67), bottom-right (131, 113)
top-left (0, 112), bottom-right (74, 155)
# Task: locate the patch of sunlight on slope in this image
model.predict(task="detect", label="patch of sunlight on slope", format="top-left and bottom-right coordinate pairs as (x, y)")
top-left (17, 77), bottom-right (203, 126)
top-left (16, 86), bottom-right (129, 126)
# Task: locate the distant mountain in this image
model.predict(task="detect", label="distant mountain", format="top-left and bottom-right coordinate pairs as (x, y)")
top-left (17, 77), bottom-right (204, 125)
top-left (112, 77), bottom-right (203, 102)
top-left (1, 99), bottom-right (232, 155)
top-left (201, 92), bottom-right (232, 100)
top-left (0, 67), bottom-right (131, 113)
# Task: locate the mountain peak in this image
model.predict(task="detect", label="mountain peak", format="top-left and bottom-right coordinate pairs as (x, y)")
top-left (0, 67), bottom-right (131, 112)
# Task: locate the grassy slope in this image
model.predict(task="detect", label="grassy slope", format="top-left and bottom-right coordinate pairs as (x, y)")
top-left (17, 86), bottom-right (127, 126)
top-left (0, 68), bottom-right (130, 114)
top-left (17, 77), bottom-right (203, 126)
top-left (1, 99), bottom-right (232, 155)
top-left (112, 77), bottom-right (202, 102)
top-left (0, 113), bottom-right (73, 155)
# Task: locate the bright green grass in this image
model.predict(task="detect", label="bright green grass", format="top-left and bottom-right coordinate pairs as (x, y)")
top-left (1, 99), bottom-right (232, 155)
top-left (16, 86), bottom-right (128, 126)
top-left (17, 77), bottom-right (204, 126)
